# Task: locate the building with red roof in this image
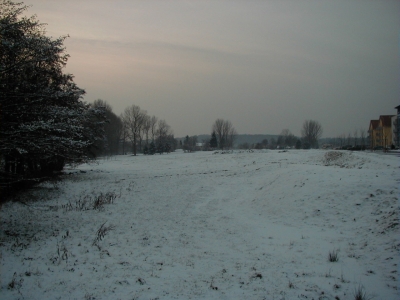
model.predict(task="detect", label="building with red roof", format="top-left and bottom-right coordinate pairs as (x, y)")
top-left (368, 113), bottom-right (396, 149)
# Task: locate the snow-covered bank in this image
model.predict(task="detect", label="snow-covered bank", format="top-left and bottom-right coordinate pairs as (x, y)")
top-left (1, 150), bottom-right (399, 299)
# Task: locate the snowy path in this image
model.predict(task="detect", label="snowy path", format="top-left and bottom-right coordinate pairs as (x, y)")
top-left (1, 150), bottom-right (399, 299)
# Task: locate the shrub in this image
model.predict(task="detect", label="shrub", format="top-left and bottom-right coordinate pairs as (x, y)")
top-left (353, 284), bottom-right (370, 300)
top-left (328, 249), bottom-right (339, 262)
top-left (62, 191), bottom-right (117, 212)
top-left (93, 221), bottom-right (115, 247)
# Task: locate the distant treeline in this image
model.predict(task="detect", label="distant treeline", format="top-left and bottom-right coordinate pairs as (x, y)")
top-left (177, 134), bottom-right (280, 148)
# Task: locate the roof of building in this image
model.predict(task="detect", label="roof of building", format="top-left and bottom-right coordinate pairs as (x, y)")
top-left (379, 115), bottom-right (395, 127)
top-left (369, 120), bottom-right (379, 129)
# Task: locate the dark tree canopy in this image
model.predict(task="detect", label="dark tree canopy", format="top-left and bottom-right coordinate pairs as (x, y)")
top-left (277, 129), bottom-right (297, 148)
top-left (1, 1), bottom-right (105, 188)
top-left (92, 99), bottom-right (122, 156)
top-left (209, 131), bottom-right (218, 149)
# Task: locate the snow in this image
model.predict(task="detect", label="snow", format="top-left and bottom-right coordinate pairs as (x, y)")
top-left (1, 150), bottom-right (399, 299)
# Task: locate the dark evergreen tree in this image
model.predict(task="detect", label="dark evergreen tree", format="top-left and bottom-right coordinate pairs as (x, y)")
top-left (148, 141), bottom-right (156, 155)
top-left (209, 131), bottom-right (218, 149)
top-left (302, 141), bottom-right (310, 149)
top-left (276, 135), bottom-right (284, 148)
top-left (92, 99), bottom-right (122, 156)
top-left (295, 139), bottom-right (302, 149)
top-left (165, 142), bottom-right (171, 153)
top-left (270, 138), bottom-right (276, 149)
top-left (156, 143), bottom-right (164, 154)
top-left (261, 139), bottom-right (269, 148)
top-left (0, 1), bottom-right (105, 187)
top-left (143, 145), bottom-right (149, 155)
top-left (182, 135), bottom-right (190, 152)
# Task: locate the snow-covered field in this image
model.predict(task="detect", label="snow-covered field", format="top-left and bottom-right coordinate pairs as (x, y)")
top-left (1, 150), bottom-right (399, 300)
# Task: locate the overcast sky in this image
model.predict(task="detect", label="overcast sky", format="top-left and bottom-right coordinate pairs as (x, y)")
top-left (24, 0), bottom-right (399, 138)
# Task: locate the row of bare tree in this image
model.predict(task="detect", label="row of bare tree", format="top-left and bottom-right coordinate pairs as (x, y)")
top-left (121, 105), bottom-right (174, 155)
top-left (237, 120), bottom-right (323, 150)
top-left (335, 129), bottom-right (367, 147)
top-left (212, 119), bottom-right (238, 150)
top-left (182, 119), bottom-right (323, 151)
top-left (92, 100), bottom-right (174, 156)
top-left (180, 119), bottom-right (238, 152)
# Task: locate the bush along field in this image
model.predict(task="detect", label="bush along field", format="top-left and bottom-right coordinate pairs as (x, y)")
top-left (1, 150), bottom-right (399, 299)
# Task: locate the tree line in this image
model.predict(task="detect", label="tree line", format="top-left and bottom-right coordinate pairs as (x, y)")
top-left (0, 0), bottom-right (327, 195)
top-left (334, 129), bottom-right (367, 149)
top-left (1, 1), bottom-right (108, 190)
top-left (0, 1), bottom-right (175, 193)
top-left (94, 100), bottom-right (176, 157)
top-left (181, 119), bottom-right (237, 152)
top-left (183, 120), bottom-right (323, 151)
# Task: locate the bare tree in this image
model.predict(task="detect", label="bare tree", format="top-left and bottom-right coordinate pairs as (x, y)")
top-left (138, 125), bottom-right (144, 153)
top-left (279, 129), bottom-right (297, 148)
top-left (228, 127), bottom-right (238, 149)
top-left (156, 119), bottom-right (171, 145)
top-left (336, 134), bottom-right (346, 148)
top-left (212, 119), bottom-right (236, 149)
top-left (213, 119), bottom-right (225, 149)
top-left (353, 129), bottom-right (358, 146)
top-left (121, 105), bottom-right (147, 156)
top-left (359, 128), bottom-right (366, 146)
top-left (346, 133), bottom-right (352, 146)
top-left (301, 120), bottom-right (323, 148)
top-left (120, 114), bottom-right (129, 154)
top-left (150, 115), bottom-right (158, 142)
top-left (142, 115), bottom-right (151, 146)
